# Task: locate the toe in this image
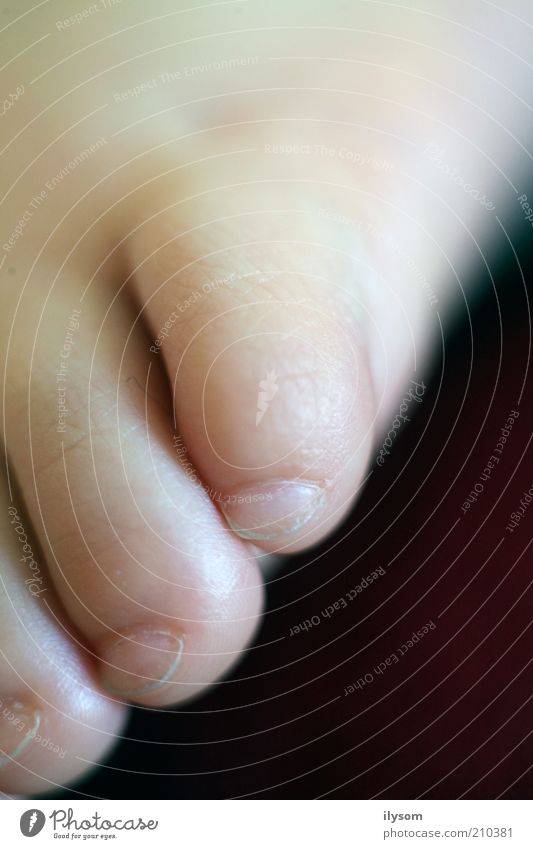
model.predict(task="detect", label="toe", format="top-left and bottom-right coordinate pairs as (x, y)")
top-left (0, 472), bottom-right (125, 795)
top-left (2, 269), bottom-right (263, 707)
top-left (128, 181), bottom-right (377, 553)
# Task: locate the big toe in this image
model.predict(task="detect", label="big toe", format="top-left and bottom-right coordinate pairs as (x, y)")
top-left (128, 181), bottom-right (380, 553)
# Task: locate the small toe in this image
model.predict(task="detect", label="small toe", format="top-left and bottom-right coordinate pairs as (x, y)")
top-left (0, 473), bottom-right (126, 795)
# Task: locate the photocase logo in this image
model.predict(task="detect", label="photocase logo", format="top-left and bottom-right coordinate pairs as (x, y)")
top-left (20, 809), bottom-right (46, 837)
top-left (255, 369), bottom-right (279, 426)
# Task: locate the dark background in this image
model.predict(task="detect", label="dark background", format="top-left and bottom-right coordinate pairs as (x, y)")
top-left (63, 213), bottom-right (532, 801)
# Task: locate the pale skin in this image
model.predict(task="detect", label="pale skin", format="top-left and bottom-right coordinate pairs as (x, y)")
top-left (0, 0), bottom-right (530, 793)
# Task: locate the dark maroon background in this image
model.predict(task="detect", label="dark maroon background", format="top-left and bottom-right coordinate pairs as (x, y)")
top-left (64, 218), bottom-right (532, 801)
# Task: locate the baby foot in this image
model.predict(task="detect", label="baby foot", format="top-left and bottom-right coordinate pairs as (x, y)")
top-left (0, 0), bottom-right (526, 795)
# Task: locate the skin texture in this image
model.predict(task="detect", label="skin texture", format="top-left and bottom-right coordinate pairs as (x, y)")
top-left (0, 0), bottom-right (531, 793)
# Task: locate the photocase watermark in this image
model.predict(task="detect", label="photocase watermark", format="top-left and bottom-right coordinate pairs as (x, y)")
top-left (172, 433), bottom-right (273, 509)
top-left (256, 369), bottom-right (279, 426)
top-left (0, 84), bottom-right (24, 118)
top-left (505, 483), bottom-right (533, 534)
top-left (343, 619), bottom-right (436, 696)
top-left (50, 808), bottom-right (158, 834)
top-left (376, 379), bottom-right (426, 466)
top-left (2, 138), bottom-right (108, 255)
top-left (289, 566), bottom-right (386, 636)
top-left (55, 0), bottom-right (122, 30)
top-left (7, 506), bottom-right (47, 597)
top-left (264, 142), bottom-right (394, 172)
top-left (56, 308), bottom-right (82, 433)
top-left (0, 698), bottom-right (67, 761)
top-left (317, 207), bottom-right (438, 307)
top-left (149, 273), bottom-right (236, 354)
top-left (172, 433), bottom-right (206, 492)
top-left (517, 192), bottom-right (533, 230)
top-left (19, 806), bottom-right (159, 837)
top-left (20, 809), bottom-right (46, 837)
top-left (423, 142), bottom-right (496, 212)
top-left (113, 56), bottom-right (262, 103)
top-left (461, 409), bottom-right (519, 514)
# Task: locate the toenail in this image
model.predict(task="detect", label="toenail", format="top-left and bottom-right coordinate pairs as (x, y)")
top-left (0, 699), bottom-right (41, 769)
top-left (100, 627), bottom-right (184, 699)
top-left (219, 480), bottom-right (325, 542)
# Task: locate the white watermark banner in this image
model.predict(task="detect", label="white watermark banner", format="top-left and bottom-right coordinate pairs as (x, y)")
top-left (1, 800), bottom-right (531, 847)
